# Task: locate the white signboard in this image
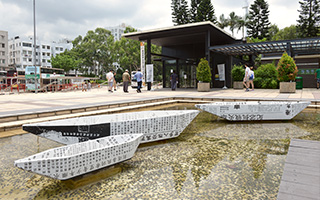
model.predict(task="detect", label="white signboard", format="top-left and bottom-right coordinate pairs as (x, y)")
top-left (146, 64), bottom-right (153, 82)
top-left (217, 64), bottom-right (225, 81)
top-left (140, 42), bottom-right (145, 83)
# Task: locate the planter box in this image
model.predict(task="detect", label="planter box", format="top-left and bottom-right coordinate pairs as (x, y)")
top-left (279, 82), bottom-right (296, 93)
top-left (233, 81), bottom-right (243, 89)
top-left (197, 82), bottom-right (210, 92)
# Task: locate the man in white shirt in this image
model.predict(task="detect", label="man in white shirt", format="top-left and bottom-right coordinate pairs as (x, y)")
top-left (106, 69), bottom-right (114, 92)
top-left (243, 65), bottom-right (250, 92)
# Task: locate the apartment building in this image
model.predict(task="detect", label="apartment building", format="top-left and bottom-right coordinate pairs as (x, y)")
top-left (0, 30), bottom-right (8, 70)
top-left (8, 36), bottom-right (72, 69)
top-left (106, 23), bottom-right (127, 41)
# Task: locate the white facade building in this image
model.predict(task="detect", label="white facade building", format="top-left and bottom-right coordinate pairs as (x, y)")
top-left (0, 30), bottom-right (8, 70)
top-left (8, 36), bottom-right (72, 69)
top-left (106, 23), bottom-right (127, 41)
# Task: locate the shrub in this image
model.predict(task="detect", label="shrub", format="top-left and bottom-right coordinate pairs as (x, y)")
top-left (277, 52), bottom-right (298, 82)
top-left (254, 63), bottom-right (278, 89)
top-left (231, 65), bottom-right (245, 81)
top-left (196, 58), bottom-right (212, 82)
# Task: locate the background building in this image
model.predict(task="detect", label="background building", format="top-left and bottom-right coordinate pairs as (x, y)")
top-left (106, 23), bottom-right (127, 41)
top-left (8, 36), bottom-right (72, 70)
top-left (0, 30), bottom-right (8, 71)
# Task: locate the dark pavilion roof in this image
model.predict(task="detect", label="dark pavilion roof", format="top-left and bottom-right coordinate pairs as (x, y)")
top-left (209, 37), bottom-right (320, 56)
top-left (122, 21), bottom-right (238, 47)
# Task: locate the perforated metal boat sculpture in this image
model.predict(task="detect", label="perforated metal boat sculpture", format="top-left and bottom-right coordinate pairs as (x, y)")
top-left (195, 101), bottom-right (310, 121)
top-left (23, 110), bottom-right (199, 145)
top-left (14, 134), bottom-right (143, 180)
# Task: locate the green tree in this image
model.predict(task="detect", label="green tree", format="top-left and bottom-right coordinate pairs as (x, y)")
top-left (236, 14), bottom-right (249, 39)
top-left (171, 0), bottom-right (190, 25)
top-left (114, 27), bottom-right (141, 74)
top-left (190, 0), bottom-right (201, 23)
top-left (217, 14), bottom-right (229, 29)
top-left (72, 28), bottom-right (114, 76)
top-left (228, 12), bottom-right (241, 36)
top-left (254, 63), bottom-right (278, 89)
top-left (297, 0), bottom-right (320, 38)
top-left (271, 25), bottom-right (299, 41)
top-left (247, 0), bottom-right (271, 39)
top-left (277, 52), bottom-right (298, 82)
top-left (50, 51), bottom-right (81, 73)
top-left (196, 0), bottom-right (216, 23)
top-left (268, 24), bottom-right (279, 41)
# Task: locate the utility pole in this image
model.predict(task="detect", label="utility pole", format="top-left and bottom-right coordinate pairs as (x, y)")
top-left (33, 0), bottom-right (37, 93)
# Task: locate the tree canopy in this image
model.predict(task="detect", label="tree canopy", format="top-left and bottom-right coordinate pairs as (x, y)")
top-left (297, 0), bottom-right (320, 38)
top-left (247, 0), bottom-right (271, 39)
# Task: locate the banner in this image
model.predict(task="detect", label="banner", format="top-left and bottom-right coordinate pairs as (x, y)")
top-left (140, 42), bottom-right (145, 83)
top-left (146, 64), bottom-right (153, 82)
top-left (217, 64), bottom-right (225, 81)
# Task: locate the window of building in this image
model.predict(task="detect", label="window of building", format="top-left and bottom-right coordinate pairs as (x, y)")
top-left (42, 59), bottom-right (46, 63)
top-left (42, 45), bottom-right (45, 49)
top-left (47, 46), bottom-right (50, 49)
top-left (47, 53), bottom-right (50, 56)
top-left (28, 58), bottom-right (32, 62)
top-left (23, 43), bottom-right (31, 47)
top-left (23, 58), bottom-right (27, 62)
top-left (60, 48), bottom-right (63, 51)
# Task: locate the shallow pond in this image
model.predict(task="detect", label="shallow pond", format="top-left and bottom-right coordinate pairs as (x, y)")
top-left (0, 104), bottom-right (319, 199)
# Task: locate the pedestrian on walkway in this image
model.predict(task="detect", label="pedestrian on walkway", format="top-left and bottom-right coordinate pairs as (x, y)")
top-left (315, 67), bottom-right (320, 89)
top-left (248, 67), bottom-right (255, 91)
top-left (134, 68), bottom-right (143, 93)
top-left (170, 70), bottom-right (178, 90)
top-left (113, 71), bottom-right (117, 91)
top-left (243, 64), bottom-right (250, 92)
top-left (122, 69), bottom-right (130, 93)
top-left (106, 69), bottom-right (114, 93)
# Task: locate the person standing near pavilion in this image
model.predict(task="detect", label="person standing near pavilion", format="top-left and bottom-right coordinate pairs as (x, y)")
top-left (243, 64), bottom-right (250, 92)
top-left (106, 69), bottom-right (114, 93)
top-left (134, 68), bottom-right (143, 93)
top-left (170, 70), bottom-right (178, 90)
top-left (315, 67), bottom-right (320, 89)
top-left (122, 69), bottom-right (130, 93)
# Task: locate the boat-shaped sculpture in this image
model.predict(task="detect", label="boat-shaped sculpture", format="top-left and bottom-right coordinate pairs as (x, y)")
top-left (195, 101), bottom-right (310, 121)
top-left (15, 134), bottom-right (143, 180)
top-left (23, 110), bottom-right (199, 144)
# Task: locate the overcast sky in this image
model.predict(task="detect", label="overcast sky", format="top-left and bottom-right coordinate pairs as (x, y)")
top-left (0, 0), bottom-right (300, 42)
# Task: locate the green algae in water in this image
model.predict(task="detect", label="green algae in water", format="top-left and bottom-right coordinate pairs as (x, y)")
top-left (0, 104), bottom-right (319, 199)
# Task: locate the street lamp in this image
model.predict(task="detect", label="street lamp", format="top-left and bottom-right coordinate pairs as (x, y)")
top-left (33, 0), bottom-right (37, 93)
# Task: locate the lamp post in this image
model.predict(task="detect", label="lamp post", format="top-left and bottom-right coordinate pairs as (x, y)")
top-left (33, 0), bottom-right (37, 93)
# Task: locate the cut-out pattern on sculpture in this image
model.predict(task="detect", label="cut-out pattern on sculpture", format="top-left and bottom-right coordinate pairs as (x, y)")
top-left (15, 134), bottom-right (143, 180)
top-left (22, 110), bottom-right (199, 145)
top-left (195, 101), bottom-right (310, 121)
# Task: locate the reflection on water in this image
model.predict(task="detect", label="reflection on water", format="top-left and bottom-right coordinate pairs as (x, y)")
top-left (0, 104), bottom-right (319, 199)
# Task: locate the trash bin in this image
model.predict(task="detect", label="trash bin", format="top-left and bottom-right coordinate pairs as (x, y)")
top-left (296, 77), bottom-right (303, 89)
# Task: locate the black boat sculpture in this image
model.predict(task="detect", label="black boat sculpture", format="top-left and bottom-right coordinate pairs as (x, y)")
top-left (23, 110), bottom-right (200, 145)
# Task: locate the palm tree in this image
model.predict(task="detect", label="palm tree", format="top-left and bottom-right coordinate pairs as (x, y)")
top-left (229, 12), bottom-right (241, 36)
top-left (217, 14), bottom-right (229, 29)
top-left (236, 14), bottom-right (249, 39)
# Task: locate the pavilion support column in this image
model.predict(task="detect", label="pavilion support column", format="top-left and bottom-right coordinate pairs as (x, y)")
top-left (147, 39), bottom-right (151, 90)
top-left (176, 59), bottom-right (179, 88)
top-left (162, 60), bottom-right (166, 88)
top-left (286, 42), bottom-right (293, 57)
top-left (205, 30), bottom-right (210, 66)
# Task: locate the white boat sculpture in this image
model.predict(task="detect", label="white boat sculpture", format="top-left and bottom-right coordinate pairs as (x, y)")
top-left (15, 134), bottom-right (143, 180)
top-left (195, 101), bottom-right (310, 121)
top-left (23, 110), bottom-right (199, 145)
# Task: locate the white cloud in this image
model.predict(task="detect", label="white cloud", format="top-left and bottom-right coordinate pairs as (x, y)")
top-left (0, 0), bottom-right (302, 41)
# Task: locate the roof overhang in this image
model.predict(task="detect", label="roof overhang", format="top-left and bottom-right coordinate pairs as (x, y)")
top-left (209, 37), bottom-right (320, 56)
top-left (123, 21), bottom-right (238, 47)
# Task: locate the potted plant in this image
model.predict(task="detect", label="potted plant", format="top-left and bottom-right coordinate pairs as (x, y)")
top-left (231, 64), bottom-right (245, 89)
top-left (196, 58), bottom-right (212, 92)
top-left (277, 52), bottom-right (298, 93)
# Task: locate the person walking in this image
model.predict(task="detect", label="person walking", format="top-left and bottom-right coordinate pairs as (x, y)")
top-left (248, 67), bottom-right (255, 91)
top-left (315, 67), bottom-right (320, 89)
top-left (134, 68), bottom-right (143, 93)
top-left (113, 72), bottom-right (117, 91)
top-left (106, 69), bottom-right (114, 93)
top-left (170, 70), bottom-right (178, 90)
top-left (122, 69), bottom-right (130, 93)
top-left (243, 64), bottom-right (250, 92)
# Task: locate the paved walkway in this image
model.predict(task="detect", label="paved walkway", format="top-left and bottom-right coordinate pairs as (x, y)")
top-left (1, 86), bottom-right (319, 116)
top-left (277, 139), bottom-right (320, 200)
